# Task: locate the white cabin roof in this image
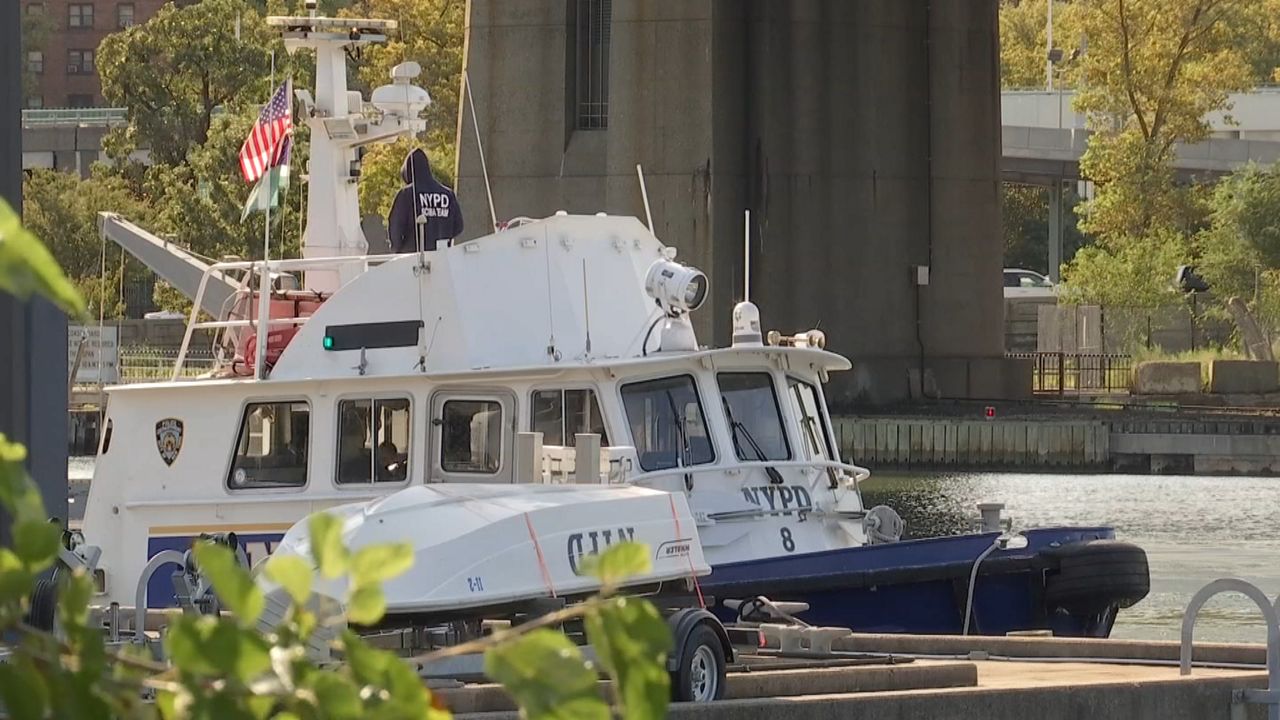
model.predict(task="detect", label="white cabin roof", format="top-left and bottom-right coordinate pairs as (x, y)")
top-left (270, 214), bottom-right (680, 380)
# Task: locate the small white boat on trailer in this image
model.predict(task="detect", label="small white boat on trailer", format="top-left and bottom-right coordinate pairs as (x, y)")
top-left (262, 483), bottom-right (709, 621)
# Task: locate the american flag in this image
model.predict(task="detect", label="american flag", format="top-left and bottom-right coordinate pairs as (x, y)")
top-left (238, 80), bottom-right (293, 184)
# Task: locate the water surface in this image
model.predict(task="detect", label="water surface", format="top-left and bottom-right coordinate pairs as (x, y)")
top-left (67, 456), bottom-right (1276, 642)
top-left (862, 472), bottom-right (1280, 644)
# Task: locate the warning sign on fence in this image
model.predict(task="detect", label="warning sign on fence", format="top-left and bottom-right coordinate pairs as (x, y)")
top-left (67, 326), bottom-right (120, 385)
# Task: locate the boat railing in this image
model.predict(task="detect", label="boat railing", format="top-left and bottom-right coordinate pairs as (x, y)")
top-left (173, 255), bottom-right (395, 381)
top-left (640, 459), bottom-right (871, 487)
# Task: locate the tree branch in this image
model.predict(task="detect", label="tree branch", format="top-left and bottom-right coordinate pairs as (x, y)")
top-left (1117, 0), bottom-right (1151, 139)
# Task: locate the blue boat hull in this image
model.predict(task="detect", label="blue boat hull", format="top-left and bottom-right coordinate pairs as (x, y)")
top-left (702, 527), bottom-right (1126, 637)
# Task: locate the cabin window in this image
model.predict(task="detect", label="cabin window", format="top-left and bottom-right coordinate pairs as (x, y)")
top-left (620, 375), bottom-right (715, 471)
top-left (717, 373), bottom-right (791, 462)
top-left (336, 397), bottom-right (411, 484)
top-left (786, 377), bottom-right (834, 462)
top-left (227, 401), bottom-right (310, 490)
top-left (531, 388), bottom-right (609, 446)
top-left (441, 400), bottom-right (503, 474)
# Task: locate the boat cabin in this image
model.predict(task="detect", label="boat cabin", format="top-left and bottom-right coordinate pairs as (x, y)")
top-left (81, 215), bottom-right (869, 607)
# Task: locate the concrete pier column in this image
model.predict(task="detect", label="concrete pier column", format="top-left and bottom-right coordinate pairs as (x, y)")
top-left (1047, 181), bottom-right (1063, 282)
top-left (1, 0), bottom-right (69, 534)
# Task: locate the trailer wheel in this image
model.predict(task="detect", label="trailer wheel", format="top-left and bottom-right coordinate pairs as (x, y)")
top-left (26, 577), bottom-right (58, 632)
top-left (672, 622), bottom-right (726, 702)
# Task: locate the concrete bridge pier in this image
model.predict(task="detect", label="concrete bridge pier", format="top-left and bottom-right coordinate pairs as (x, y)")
top-left (1, 0), bottom-right (69, 534)
top-left (457, 0), bottom-right (1025, 404)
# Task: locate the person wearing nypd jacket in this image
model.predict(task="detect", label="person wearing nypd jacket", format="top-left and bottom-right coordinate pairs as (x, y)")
top-left (387, 147), bottom-right (464, 253)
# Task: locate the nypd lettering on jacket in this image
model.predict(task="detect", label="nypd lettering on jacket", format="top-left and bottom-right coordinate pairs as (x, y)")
top-left (567, 526), bottom-right (636, 575)
top-left (417, 192), bottom-right (452, 218)
top-left (742, 484), bottom-right (813, 516)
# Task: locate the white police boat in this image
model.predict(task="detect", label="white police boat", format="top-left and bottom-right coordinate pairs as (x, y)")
top-left (70, 12), bottom-right (1149, 639)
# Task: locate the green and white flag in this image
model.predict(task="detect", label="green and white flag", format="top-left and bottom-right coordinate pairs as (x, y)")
top-left (240, 161), bottom-right (290, 222)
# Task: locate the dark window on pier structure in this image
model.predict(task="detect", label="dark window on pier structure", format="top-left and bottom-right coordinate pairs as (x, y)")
top-left (572, 0), bottom-right (611, 130)
top-left (337, 397), bottom-right (411, 484)
top-left (227, 401), bottom-right (310, 490)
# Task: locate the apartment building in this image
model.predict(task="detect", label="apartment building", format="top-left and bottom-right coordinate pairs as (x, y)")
top-left (23, 0), bottom-right (165, 108)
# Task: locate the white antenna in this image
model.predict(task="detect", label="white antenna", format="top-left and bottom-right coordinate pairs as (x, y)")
top-left (743, 209), bottom-right (751, 302)
top-left (636, 164), bottom-right (655, 233)
top-left (464, 71), bottom-right (499, 232)
top-left (582, 259), bottom-right (592, 356)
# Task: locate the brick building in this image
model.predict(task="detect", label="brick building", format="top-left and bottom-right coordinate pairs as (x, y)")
top-left (23, 0), bottom-right (166, 109)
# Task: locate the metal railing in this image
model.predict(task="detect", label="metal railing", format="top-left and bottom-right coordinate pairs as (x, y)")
top-left (119, 347), bottom-right (216, 383)
top-left (1179, 578), bottom-right (1278, 720)
top-left (22, 107), bottom-right (127, 127)
top-left (1007, 352), bottom-right (1132, 395)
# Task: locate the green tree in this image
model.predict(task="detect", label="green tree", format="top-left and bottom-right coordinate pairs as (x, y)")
top-left (998, 0), bottom-right (1085, 89)
top-left (1071, 0), bottom-right (1262, 241)
top-left (1059, 0), bottom-right (1266, 304)
top-left (1002, 183), bottom-right (1092, 274)
top-left (21, 8), bottom-right (55, 102)
top-left (21, 168), bottom-right (155, 318)
top-left (341, 0), bottom-right (465, 216)
top-left (1196, 163), bottom-right (1280, 322)
top-left (98, 0), bottom-right (287, 166)
top-left (145, 112), bottom-right (310, 266)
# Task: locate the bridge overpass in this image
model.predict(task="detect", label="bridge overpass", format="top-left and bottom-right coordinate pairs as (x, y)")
top-left (1000, 89), bottom-right (1280, 280)
top-left (1001, 89), bottom-right (1280, 185)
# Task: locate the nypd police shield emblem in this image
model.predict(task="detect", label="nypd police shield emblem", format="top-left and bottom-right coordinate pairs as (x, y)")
top-left (155, 418), bottom-right (184, 466)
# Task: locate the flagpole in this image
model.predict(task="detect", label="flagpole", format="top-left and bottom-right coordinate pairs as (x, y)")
top-left (254, 53), bottom-right (276, 380)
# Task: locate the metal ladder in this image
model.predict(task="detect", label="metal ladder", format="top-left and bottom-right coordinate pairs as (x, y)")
top-left (1180, 578), bottom-right (1279, 720)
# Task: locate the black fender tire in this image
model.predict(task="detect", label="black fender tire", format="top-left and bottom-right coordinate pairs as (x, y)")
top-left (26, 577), bottom-right (58, 632)
top-left (671, 622), bottom-right (727, 703)
top-left (1044, 540), bottom-right (1150, 616)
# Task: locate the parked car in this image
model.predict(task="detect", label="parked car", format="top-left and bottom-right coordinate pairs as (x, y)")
top-left (1004, 268), bottom-right (1056, 298)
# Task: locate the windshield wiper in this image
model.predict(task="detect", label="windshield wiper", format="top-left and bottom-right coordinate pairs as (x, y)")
top-left (722, 398), bottom-right (783, 484)
top-left (664, 391), bottom-right (694, 490)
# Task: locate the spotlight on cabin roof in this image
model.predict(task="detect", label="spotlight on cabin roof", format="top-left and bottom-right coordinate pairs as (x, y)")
top-left (645, 259), bottom-right (708, 317)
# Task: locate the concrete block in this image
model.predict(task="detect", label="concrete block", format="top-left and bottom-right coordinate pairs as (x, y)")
top-left (1132, 361), bottom-right (1201, 394)
top-left (1208, 360), bottom-right (1279, 394)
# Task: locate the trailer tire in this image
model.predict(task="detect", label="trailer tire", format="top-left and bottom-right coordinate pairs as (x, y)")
top-left (1044, 540), bottom-right (1150, 616)
top-left (671, 622), bottom-right (726, 703)
top-left (26, 577), bottom-right (58, 632)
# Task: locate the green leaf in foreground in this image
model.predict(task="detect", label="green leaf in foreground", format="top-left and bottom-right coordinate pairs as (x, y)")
top-left (350, 542), bottom-right (414, 586)
top-left (194, 541), bottom-right (264, 625)
top-left (0, 435), bottom-right (47, 523)
top-left (263, 554), bottom-right (313, 606)
top-left (0, 197), bottom-right (85, 316)
top-left (345, 585), bottom-right (386, 626)
top-left (484, 629), bottom-right (608, 720)
top-left (308, 513), bottom-right (349, 580)
top-left (0, 549), bottom-right (34, 604)
top-left (0, 656), bottom-right (50, 720)
top-left (13, 518), bottom-right (62, 569)
top-left (578, 541), bottom-right (651, 587)
top-left (165, 615), bottom-right (272, 682)
top-left (584, 597), bottom-right (672, 720)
